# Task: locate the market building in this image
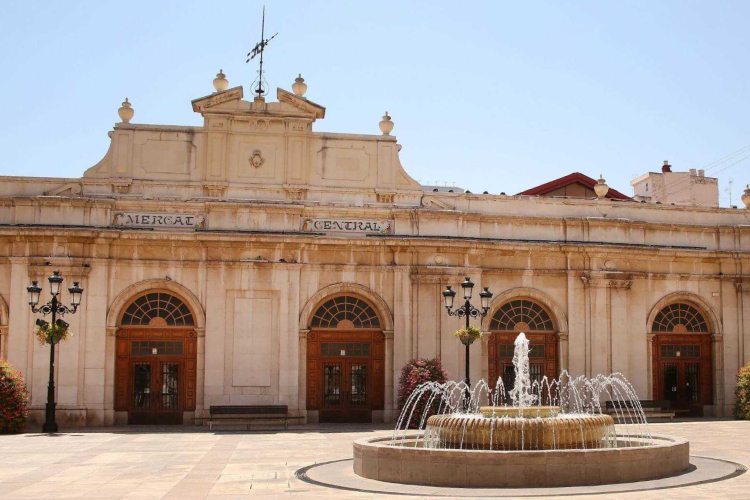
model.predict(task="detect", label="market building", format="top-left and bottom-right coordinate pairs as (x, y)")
top-left (1, 71), bottom-right (749, 426)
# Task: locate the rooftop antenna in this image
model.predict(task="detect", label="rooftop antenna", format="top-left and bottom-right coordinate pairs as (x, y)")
top-left (246, 6), bottom-right (278, 98)
top-left (726, 178), bottom-right (734, 207)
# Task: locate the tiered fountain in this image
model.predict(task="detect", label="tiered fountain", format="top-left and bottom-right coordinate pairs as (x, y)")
top-left (353, 332), bottom-right (689, 488)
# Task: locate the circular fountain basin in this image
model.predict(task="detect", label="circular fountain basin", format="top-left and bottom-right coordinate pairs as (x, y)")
top-left (479, 405), bottom-right (560, 418)
top-left (353, 434), bottom-right (690, 488)
top-left (426, 409), bottom-right (615, 450)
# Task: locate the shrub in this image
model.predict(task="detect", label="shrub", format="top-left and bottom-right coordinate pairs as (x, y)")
top-left (396, 357), bottom-right (449, 428)
top-left (0, 360), bottom-right (29, 434)
top-left (736, 362), bottom-right (750, 420)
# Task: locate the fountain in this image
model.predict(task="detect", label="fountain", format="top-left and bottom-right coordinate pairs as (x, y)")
top-left (353, 332), bottom-right (690, 487)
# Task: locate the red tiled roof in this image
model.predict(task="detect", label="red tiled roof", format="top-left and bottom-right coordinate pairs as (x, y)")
top-left (517, 172), bottom-right (632, 200)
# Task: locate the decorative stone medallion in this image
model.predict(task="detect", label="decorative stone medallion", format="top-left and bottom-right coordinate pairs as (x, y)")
top-left (249, 150), bottom-right (265, 169)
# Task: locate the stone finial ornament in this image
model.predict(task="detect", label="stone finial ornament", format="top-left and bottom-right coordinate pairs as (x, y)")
top-left (742, 184), bottom-right (750, 209)
top-left (292, 74), bottom-right (307, 97)
top-left (594, 174), bottom-right (609, 199)
top-left (379, 112), bottom-right (394, 135)
top-left (118, 98), bottom-right (134, 123)
top-left (213, 69), bottom-right (229, 92)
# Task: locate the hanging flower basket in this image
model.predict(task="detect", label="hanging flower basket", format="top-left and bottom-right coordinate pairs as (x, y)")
top-left (452, 325), bottom-right (483, 345)
top-left (34, 322), bottom-right (71, 346)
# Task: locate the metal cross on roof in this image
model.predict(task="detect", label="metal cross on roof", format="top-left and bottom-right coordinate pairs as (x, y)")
top-left (246, 6), bottom-right (278, 98)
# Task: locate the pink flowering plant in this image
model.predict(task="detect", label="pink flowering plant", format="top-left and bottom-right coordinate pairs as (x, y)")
top-left (0, 359), bottom-right (28, 434)
top-left (396, 357), bottom-right (449, 429)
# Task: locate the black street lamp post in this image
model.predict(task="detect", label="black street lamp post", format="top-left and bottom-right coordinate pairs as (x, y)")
top-left (443, 277), bottom-right (493, 404)
top-left (27, 271), bottom-right (84, 433)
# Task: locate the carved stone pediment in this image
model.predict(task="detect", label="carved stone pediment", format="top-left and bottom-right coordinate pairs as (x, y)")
top-left (276, 88), bottom-right (325, 119)
top-left (191, 86), bottom-right (244, 112)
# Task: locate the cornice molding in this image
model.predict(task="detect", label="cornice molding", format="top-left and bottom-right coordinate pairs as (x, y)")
top-left (27, 260), bottom-right (92, 280)
top-left (580, 274), bottom-right (633, 289)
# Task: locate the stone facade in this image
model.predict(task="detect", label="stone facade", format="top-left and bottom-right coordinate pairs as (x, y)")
top-left (0, 76), bottom-right (748, 425)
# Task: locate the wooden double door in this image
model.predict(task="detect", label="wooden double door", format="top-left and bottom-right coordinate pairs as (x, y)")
top-left (320, 359), bottom-right (371, 423)
top-left (115, 330), bottom-right (197, 425)
top-left (307, 330), bottom-right (385, 423)
top-left (653, 335), bottom-right (712, 416)
top-left (128, 357), bottom-right (183, 425)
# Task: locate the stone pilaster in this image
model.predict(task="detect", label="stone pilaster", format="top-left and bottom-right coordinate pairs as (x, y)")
top-left (383, 330), bottom-right (395, 422)
top-left (480, 334), bottom-right (491, 383)
top-left (298, 329), bottom-right (309, 422)
top-left (736, 281), bottom-right (750, 367)
top-left (646, 333), bottom-right (656, 399)
top-left (557, 332), bottom-right (569, 372)
top-left (0, 326), bottom-right (7, 359)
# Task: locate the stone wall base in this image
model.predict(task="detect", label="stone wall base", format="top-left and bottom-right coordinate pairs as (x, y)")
top-left (27, 406), bottom-right (88, 427)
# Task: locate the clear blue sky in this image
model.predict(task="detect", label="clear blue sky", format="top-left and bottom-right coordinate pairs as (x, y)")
top-left (2, 0), bottom-right (749, 206)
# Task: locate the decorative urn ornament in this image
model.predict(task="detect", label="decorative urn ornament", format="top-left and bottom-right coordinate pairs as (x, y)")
top-left (213, 69), bottom-right (229, 92)
top-left (379, 111), bottom-right (394, 135)
top-left (594, 174), bottom-right (610, 199)
top-left (742, 184), bottom-right (750, 209)
top-left (118, 98), bottom-right (134, 123)
top-left (292, 74), bottom-right (307, 97)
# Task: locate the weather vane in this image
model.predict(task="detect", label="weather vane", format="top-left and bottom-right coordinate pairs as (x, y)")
top-left (246, 5), bottom-right (278, 98)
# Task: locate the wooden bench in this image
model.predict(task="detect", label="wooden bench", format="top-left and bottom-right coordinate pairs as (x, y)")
top-left (604, 399), bottom-right (678, 421)
top-left (200, 405), bottom-right (304, 430)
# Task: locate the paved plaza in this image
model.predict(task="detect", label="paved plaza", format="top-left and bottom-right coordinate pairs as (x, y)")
top-left (0, 420), bottom-right (748, 499)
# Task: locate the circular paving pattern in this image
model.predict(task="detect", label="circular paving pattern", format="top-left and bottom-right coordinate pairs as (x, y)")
top-left (295, 455), bottom-right (746, 497)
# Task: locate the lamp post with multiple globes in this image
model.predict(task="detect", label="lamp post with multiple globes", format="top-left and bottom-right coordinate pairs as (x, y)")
top-left (442, 277), bottom-right (492, 404)
top-left (26, 271), bottom-right (84, 433)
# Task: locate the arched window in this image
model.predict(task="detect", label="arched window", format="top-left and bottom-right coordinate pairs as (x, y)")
top-left (488, 298), bottom-right (558, 400)
top-left (310, 295), bottom-right (381, 329)
top-left (652, 303), bottom-right (709, 333)
top-left (120, 292), bottom-right (195, 327)
top-left (489, 299), bottom-right (555, 332)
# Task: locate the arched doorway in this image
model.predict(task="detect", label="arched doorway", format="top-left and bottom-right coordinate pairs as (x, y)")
top-left (306, 294), bottom-right (385, 423)
top-left (487, 298), bottom-right (558, 398)
top-left (651, 302), bottom-right (713, 416)
top-left (114, 291), bottom-right (198, 424)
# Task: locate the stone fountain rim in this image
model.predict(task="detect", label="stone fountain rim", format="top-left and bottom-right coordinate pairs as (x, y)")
top-left (354, 433), bottom-right (691, 487)
top-left (359, 432), bottom-right (686, 454)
